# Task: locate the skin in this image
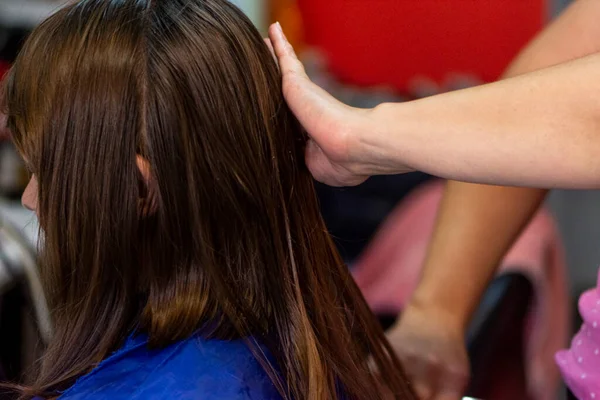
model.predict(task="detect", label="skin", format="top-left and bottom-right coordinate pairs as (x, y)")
top-left (268, 24), bottom-right (600, 189)
top-left (267, 0), bottom-right (600, 397)
top-left (389, 1), bottom-right (600, 398)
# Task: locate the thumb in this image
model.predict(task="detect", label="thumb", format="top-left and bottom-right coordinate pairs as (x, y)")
top-left (263, 38), bottom-right (276, 63)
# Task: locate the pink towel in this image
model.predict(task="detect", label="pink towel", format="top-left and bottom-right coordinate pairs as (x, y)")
top-left (353, 181), bottom-right (570, 400)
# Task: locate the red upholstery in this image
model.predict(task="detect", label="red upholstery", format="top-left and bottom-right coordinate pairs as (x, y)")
top-left (298, 0), bottom-right (546, 91)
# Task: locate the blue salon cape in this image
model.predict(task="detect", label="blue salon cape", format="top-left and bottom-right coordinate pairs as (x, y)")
top-left (57, 334), bottom-right (282, 399)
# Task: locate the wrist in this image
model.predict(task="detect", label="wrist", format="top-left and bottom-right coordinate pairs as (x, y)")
top-left (356, 102), bottom-right (415, 176)
top-left (407, 286), bottom-right (472, 334)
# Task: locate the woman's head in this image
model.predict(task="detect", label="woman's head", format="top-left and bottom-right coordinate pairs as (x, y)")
top-left (3, 1), bottom-right (414, 399)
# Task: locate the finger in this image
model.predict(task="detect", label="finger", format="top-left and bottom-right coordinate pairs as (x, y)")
top-left (412, 380), bottom-right (433, 400)
top-left (432, 392), bottom-right (463, 400)
top-left (436, 369), bottom-right (468, 399)
top-left (268, 23), bottom-right (327, 134)
top-left (409, 364), bottom-right (436, 400)
top-left (397, 353), bottom-right (436, 400)
top-left (269, 23), bottom-right (359, 177)
top-left (268, 22), bottom-right (307, 79)
top-left (263, 38), bottom-right (276, 63)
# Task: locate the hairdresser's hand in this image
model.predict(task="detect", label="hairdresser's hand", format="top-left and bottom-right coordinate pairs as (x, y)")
top-left (387, 302), bottom-right (469, 400)
top-left (268, 24), bottom-right (412, 186)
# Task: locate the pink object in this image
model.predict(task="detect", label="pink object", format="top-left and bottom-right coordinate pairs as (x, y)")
top-left (353, 181), bottom-right (570, 400)
top-left (556, 272), bottom-right (600, 399)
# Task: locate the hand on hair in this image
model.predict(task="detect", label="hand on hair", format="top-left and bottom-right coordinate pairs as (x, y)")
top-left (268, 23), bottom-right (411, 187)
top-left (386, 302), bottom-right (470, 400)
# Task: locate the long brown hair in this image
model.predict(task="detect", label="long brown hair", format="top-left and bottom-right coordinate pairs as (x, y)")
top-left (2, 1), bottom-right (415, 399)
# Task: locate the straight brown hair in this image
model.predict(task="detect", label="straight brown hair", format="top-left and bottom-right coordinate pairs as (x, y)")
top-left (2, 1), bottom-right (416, 399)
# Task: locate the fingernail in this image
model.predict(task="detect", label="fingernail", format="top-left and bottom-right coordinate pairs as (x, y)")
top-left (275, 22), bottom-right (287, 40)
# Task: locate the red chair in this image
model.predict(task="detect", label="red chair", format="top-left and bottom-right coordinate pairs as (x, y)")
top-left (297, 0), bottom-right (547, 92)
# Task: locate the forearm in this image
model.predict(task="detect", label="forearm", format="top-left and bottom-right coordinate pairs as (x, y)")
top-left (504, 0), bottom-right (600, 76)
top-left (410, 183), bottom-right (547, 329)
top-left (371, 53), bottom-right (600, 189)
top-left (403, 0), bottom-right (600, 329)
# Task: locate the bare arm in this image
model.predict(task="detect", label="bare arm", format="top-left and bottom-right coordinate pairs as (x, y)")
top-left (391, 1), bottom-right (600, 398)
top-left (368, 0), bottom-right (600, 190)
top-left (409, 184), bottom-right (545, 323)
top-left (411, 0), bottom-right (600, 339)
top-left (268, 5), bottom-right (600, 397)
top-left (371, 52), bottom-right (600, 189)
top-left (269, 4), bottom-right (600, 189)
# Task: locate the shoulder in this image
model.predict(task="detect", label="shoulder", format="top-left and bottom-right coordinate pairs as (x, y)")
top-left (59, 336), bottom-right (282, 400)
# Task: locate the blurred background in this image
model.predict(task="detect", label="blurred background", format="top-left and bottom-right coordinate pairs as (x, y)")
top-left (0, 0), bottom-right (591, 398)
